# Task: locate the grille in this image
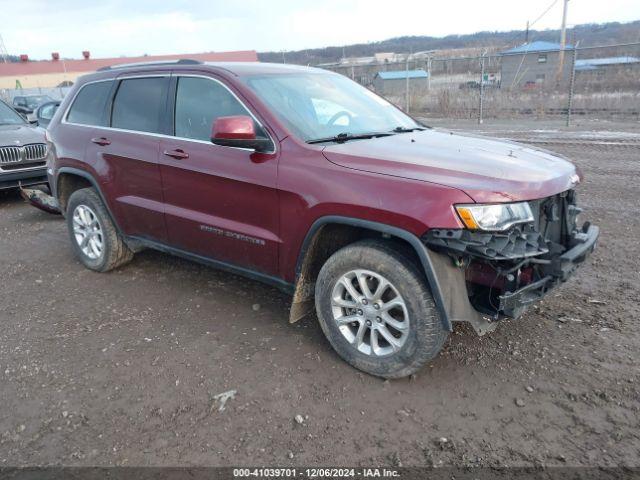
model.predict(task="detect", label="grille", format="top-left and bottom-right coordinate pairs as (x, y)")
top-left (529, 191), bottom-right (576, 246)
top-left (0, 146), bottom-right (21, 165)
top-left (0, 143), bottom-right (47, 168)
top-left (24, 144), bottom-right (47, 161)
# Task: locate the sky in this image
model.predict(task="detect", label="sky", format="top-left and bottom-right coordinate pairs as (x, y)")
top-left (1, 0), bottom-right (639, 59)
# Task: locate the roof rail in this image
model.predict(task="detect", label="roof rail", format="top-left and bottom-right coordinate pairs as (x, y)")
top-left (97, 58), bottom-right (202, 71)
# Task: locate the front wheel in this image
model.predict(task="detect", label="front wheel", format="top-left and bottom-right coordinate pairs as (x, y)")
top-left (315, 240), bottom-right (449, 378)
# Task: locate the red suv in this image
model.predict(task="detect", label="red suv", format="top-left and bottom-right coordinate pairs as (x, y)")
top-left (46, 60), bottom-right (598, 378)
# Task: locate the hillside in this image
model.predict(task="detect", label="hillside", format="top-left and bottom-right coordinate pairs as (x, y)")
top-left (258, 20), bottom-right (640, 65)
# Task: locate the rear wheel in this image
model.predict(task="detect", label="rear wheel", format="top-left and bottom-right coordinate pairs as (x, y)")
top-left (315, 240), bottom-right (448, 378)
top-left (66, 188), bottom-right (133, 272)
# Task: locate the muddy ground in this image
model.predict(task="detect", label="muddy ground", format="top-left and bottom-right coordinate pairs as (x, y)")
top-left (0, 119), bottom-right (639, 468)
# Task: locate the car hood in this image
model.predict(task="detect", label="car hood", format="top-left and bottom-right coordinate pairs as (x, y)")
top-left (322, 129), bottom-right (580, 203)
top-left (0, 124), bottom-right (45, 146)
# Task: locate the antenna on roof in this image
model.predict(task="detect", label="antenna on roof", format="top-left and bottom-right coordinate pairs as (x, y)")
top-left (0, 34), bottom-right (9, 63)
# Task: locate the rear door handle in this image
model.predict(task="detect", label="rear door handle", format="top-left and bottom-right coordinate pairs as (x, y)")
top-left (163, 149), bottom-right (189, 160)
top-left (91, 137), bottom-right (111, 146)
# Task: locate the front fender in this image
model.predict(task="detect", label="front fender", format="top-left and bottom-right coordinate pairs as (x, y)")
top-left (292, 215), bottom-right (456, 332)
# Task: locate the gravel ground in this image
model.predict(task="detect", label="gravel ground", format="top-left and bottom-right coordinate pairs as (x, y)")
top-left (0, 121), bottom-right (639, 468)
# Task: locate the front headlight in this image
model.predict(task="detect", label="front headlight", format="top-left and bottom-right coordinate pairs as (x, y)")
top-left (455, 202), bottom-right (534, 231)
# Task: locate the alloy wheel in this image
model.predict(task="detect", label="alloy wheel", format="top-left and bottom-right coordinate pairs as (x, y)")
top-left (331, 269), bottom-right (410, 356)
top-left (72, 204), bottom-right (104, 260)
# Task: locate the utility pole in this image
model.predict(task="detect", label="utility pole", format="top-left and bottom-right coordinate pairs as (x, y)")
top-left (0, 34), bottom-right (9, 63)
top-left (478, 52), bottom-right (486, 124)
top-left (525, 21), bottom-right (530, 43)
top-left (557, 0), bottom-right (570, 83)
top-left (566, 41), bottom-right (579, 127)
top-left (405, 56), bottom-right (410, 112)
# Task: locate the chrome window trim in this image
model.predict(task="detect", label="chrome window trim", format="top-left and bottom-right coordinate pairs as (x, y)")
top-left (58, 121), bottom-right (239, 146)
top-left (61, 73), bottom-right (277, 155)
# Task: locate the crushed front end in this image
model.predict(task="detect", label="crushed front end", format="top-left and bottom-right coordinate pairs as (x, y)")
top-left (423, 190), bottom-right (599, 331)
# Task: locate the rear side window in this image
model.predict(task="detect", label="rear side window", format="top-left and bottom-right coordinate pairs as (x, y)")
top-left (111, 77), bottom-right (167, 134)
top-left (67, 81), bottom-right (112, 126)
top-left (174, 76), bottom-right (259, 141)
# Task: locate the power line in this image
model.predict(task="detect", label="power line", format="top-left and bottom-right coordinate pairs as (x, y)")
top-left (529, 0), bottom-right (560, 29)
top-left (501, 0), bottom-right (561, 48)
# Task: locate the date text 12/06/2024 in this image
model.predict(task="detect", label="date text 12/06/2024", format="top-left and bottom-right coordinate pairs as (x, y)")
top-left (233, 468), bottom-right (401, 478)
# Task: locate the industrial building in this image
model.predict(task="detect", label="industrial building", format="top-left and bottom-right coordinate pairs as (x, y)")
top-left (575, 56), bottom-right (640, 72)
top-left (499, 41), bottom-right (574, 89)
top-left (0, 50), bottom-right (258, 89)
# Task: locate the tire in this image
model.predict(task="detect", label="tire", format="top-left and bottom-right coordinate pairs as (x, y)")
top-left (66, 187), bottom-right (133, 272)
top-left (315, 239), bottom-right (448, 378)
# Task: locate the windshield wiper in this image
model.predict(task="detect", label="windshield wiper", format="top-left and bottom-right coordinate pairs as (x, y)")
top-left (392, 126), bottom-right (427, 133)
top-left (306, 132), bottom-right (395, 145)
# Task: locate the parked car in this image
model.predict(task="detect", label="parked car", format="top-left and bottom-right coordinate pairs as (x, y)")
top-left (459, 80), bottom-right (499, 90)
top-left (0, 99), bottom-right (48, 190)
top-left (459, 81), bottom-right (481, 89)
top-left (45, 60), bottom-right (598, 378)
top-left (34, 100), bottom-right (61, 128)
top-left (12, 94), bottom-right (55, 122)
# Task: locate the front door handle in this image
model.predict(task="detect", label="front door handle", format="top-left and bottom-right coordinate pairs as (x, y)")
top-left (91, 137), bottom-right (111, 146)
top-left (163, 149), bottom-right (189, 160)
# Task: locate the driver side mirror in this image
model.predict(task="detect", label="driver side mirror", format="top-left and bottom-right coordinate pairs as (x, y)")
top-left (211, 115), bottom-right (273, 153)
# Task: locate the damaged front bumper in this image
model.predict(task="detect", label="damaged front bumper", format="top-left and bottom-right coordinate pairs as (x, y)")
top-left (497, 223), bottom-right (598, 317)
top-left (422, 190), bottom-right (599, 334)
top-left (19, 185), bottom-right (62, 214)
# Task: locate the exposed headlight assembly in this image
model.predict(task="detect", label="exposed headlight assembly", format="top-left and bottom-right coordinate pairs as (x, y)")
top-left (455, 202), bottom-right (534, 231)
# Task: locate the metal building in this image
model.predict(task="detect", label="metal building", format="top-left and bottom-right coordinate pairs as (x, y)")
top-left (373, 70), bottom-right (429, 95)
top-left (499, 41), bottom-right (574, 89)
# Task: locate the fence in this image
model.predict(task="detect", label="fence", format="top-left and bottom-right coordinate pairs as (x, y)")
top-left (321, 42), bottom-right (640, 125)
top-left (0, 86), bottom-right (71, 104)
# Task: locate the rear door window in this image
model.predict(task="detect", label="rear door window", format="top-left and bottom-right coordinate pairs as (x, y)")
top-left (67, 81), bottom-right (113, 126)
top-left (111, 77), bottom-right (168, 134)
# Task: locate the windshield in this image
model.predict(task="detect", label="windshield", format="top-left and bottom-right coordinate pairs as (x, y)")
top-left (26, 95), bottom-right (53, 109)
top-left (243, 72), bottom-right (420, 142)
top-left (0, 101), bottom-right (26, 125)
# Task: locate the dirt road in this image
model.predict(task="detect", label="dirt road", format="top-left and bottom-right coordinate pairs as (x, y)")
top-left (1, 121), bottom-right (638, 468)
